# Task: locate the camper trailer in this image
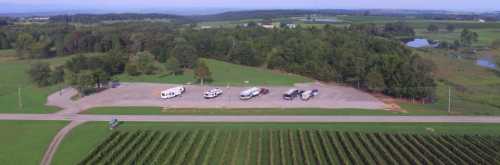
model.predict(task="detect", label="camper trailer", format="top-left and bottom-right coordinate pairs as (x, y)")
top-left (204, 88), bottom-right (223, 99)
top-left (239, 87), bottom-right (262, 100)
top-left (160, 86), bottom-right (185, 99)
top-left (301, 89), bottom-right (319, 101)
top-left (283, 88), bottom-right (303, 100)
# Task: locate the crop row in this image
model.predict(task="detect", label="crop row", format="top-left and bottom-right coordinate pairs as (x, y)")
top-left (80, 129), bottom-right (500, 165)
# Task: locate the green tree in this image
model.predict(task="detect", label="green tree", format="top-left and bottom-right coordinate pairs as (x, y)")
top-left (28, 62), bottom-right (52, 86)
top-left (460, 29), bottom-right (479, 47)
top-left (194, 60), bottom-right (212, 85)
top-left (50, 65), bottom-right (65, 84)
top-left (125, 63), bottom-right (141, 76)
top-left (15, 33), bottom-right (35, 59)
top-left (427, 24), bottom-right (439, 33)
top-left (171, 43), bottom-right (198, 68)
top-left (134, 51), bottom-right (157, 75)
top-left (365, 70), bottom-right (386, 93)
top-left (165, 56), bottom-right (183, 75)
top-left (446, 24), bottom-right (456, 32)
top-left (0, 32), bottom-right (10, 49)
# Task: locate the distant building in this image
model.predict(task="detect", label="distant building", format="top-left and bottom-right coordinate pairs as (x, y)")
top-left (260, 19), bottom-right (275, 29)
top-left (27, 17), bottom-right (50, 22)
top-left (286, 23), bottom-right (297, 29)
top-left (200, 25), bottom-right (212, 29)
top-left (478, 19), bottom-right (486, 23)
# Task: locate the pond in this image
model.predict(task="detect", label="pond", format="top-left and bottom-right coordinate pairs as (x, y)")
top-left (476, 57), bottom-right (498, 69)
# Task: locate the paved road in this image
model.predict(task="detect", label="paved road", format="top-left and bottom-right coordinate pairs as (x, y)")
top-left (1, 114), bottom-right (500, 123)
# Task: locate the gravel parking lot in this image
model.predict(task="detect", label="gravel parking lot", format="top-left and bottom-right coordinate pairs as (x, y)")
top-left (75, 82), bottom-right (386, 110)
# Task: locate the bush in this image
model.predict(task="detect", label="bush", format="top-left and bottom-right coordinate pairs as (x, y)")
top-left (125, 63), bottom-right (141, 76)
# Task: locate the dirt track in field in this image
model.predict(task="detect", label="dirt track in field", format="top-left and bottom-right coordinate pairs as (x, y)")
top-left (72, 82), bottom-right (387, 112)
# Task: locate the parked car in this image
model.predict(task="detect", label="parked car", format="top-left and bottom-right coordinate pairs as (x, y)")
top-left (283, 88), bottom-right (302, 100)
top-left (301, 89), bottom-right (319, 101)
top-left (260, 88), bottom-right (270, 95)
top-left (160, 86), bottom-right (185, 99)
top-left (204, 88), bottom-right (223, 99)
top-left (240, 87), bottom-right (262, 100)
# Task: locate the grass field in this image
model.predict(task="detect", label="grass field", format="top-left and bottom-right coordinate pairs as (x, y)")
top-left (402, 50), bottom-right (500, 115)
top-left (0, 120), bottom-right (67, 165)
top-left (53, 122), bottom-right (500, 165)
top-left (415, 28), bottom-right (500, 47)
top-left (0, 49), bottom-right (71, 113)
top-left (82, 107), bottom-right (450, 116)
top-left (117, 58), bottom-right (310, 86)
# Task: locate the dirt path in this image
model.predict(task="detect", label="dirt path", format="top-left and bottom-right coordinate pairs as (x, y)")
top-left (40, 120), bottom-right (86, 165)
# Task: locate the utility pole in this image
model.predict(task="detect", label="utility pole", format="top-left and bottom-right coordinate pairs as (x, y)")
top-left (448, 87), bottom-right (451, 113)
top-left (18, 87), bottom-right (23, 109)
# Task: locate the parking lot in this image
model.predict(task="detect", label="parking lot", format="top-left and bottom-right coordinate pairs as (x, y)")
top-left (75, 82), bottom-right (387, 111)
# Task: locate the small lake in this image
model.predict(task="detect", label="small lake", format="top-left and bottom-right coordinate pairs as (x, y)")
top-left (476, 57), bottom-right (498, 69)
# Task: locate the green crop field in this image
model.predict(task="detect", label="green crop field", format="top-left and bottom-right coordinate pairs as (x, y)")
top-left (117, 58), bottom-right (310, 86)
top-left (0, 121), bottom-right (67, 165)
top-left (77, 128), bottom-right (500, 165)
top-left (53, 122), bottom-right (500, 165)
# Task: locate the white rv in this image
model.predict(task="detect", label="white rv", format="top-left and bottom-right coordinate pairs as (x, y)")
top-left (204, 88), bottom-right (223, 99)
top-left (160, 86), bottom-right (186, 99)
top-left (239, 87), bottom-right (262, 100)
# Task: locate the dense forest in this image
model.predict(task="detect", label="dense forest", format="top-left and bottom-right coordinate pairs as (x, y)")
top-left (0, 21), bottom-right (436, 100)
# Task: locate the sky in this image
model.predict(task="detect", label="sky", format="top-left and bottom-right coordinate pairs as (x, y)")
top-left (1, 0), bottom-right (500, 13)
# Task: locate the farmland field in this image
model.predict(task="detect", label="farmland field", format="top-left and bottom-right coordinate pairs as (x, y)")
top-left (415, 28), bottom-right (500, 47)
top-left (77, 128), bottom-right (500, 165)
top-left (53, 122), bottom-right (500, 165)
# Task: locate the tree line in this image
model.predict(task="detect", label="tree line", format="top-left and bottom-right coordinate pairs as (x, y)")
top-left (3, 22), bottom-right (435, 100)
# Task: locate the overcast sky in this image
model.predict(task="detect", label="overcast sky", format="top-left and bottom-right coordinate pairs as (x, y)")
top-left (2, 0), bottom-right (500, 12)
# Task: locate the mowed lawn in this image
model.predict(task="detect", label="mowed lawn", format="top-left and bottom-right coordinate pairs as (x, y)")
top-left (117, 58), bottom-right (311, 86)
top-left (53, 122), bottom-right (500, 165)
top-left (0, 50), bottom-right (68, 113)
top-left (0, 121), bottom-right (67, 165)
top-left (82, 107), bottom-right (449, 116)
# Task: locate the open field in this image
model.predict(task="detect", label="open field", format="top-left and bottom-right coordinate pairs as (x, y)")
top-left (0, 49), bottom-right (71, 113)
top-left (70, 82), bottom-right (385, 112)
top-left (53, 122), bottom-right (500, 165)
top-left (0, 120), bottom-right (67, 165)
top-left (402, 50), bottom-right (500, 115)
top-left (117, 58), bottom-right (310, 86)
top-left (415, 28), bottom-right (500, 47)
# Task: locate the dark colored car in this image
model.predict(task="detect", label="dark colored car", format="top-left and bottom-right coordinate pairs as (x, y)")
top-left (260, 88), bottom-right (270, 95)
top-left (283, 88), bottom-right (300, 100)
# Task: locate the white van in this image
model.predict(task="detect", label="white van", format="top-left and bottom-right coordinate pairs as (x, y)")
top-left (301, 89), bottom-right (319, 101)
top-left (160, 86), bottom-right (185, 99)
top-left (239, 87), bottom-right (262, 100)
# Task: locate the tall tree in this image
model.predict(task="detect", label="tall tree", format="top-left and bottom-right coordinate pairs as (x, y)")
top-left (165, 56), bottom-right (183, 75)
top-left (171, 43), bottom-right (198, 68)
top-left (15, 33), bottom-right (35, 59)
top-left (194, 60), bottom-right (212, 85)
top-left (460, 29), bottom-right (478, 47)
top-left (28, 62), bottom-right (52, 86)
top-left (427, 24), bottom-right (439, 33)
